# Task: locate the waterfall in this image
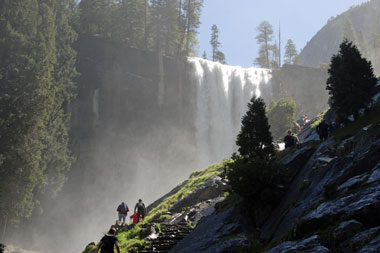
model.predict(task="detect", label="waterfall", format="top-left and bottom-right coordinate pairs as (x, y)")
top-left (187, 57), bottom-right (273, 169)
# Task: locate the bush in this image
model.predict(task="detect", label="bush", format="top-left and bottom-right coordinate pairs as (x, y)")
top-left (267, 97), bottom-right (297, 139)
top-left (224, 155), bottom-right (275, 203)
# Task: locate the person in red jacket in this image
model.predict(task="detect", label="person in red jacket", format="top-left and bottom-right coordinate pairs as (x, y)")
top-left (130, 211), bottom-right (139, 225)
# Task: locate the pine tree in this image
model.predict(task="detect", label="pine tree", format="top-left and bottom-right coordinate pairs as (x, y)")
top-left (284, 39), bottom-right (298, 64)
top-left (209, 24), bottom-right (226, 64)
top-left (215, 51), bottom-right (226, 64)
top-left (182, 0), bottom-right (203, 56)
top-left (149, 0), bottom-right (179, 55)
top-left (0, 0), bottom-right (76, 236)
top-left (326, 39), bottom-right (377, 121)
top-left (236, 96), bottom-right (274, 160)
top-left (270, 42), bottom-right (280, 68)
top-left (114, 0), bottom-right (145, 47)
top-left (255, 21), bottom-right (274, 68)
top-left (210, 24), bottom-right (221, 61)
top-left (78, 0), bottom-right (115, 37)
top-left (202, 50), bottom-right (208, 59)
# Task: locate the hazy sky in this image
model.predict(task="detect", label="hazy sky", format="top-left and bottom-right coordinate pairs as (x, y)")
top-left (198, 0), bottom-right (370, 67)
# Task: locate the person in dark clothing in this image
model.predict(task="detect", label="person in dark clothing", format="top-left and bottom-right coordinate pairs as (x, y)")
top-left (316, 120), bottom-right (330, 141)
top-left (284, 130), bottom-right (298, 149)
top-left (116, 201), bottom-right (129, 225)
top-left (134, 199), bottom-right (147, 223)
top-left (96, 228), bottom-right (120, 253)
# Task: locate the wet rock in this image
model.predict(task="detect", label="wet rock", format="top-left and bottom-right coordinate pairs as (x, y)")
top-left (281, 146), bottom-right (315, 183)
top-left (337, 137), bottom-right (354, 157)
top-left (164, 197), bottom-right (224, 226)
top-left (170, 206), bottom-right (254, 253)
top-left (333, 220), bottom-right (363, 243)
top-left (169, 176), bottom-right (229, 213)
top-left (267, 235), bottom-right (330, 253)
top-left (297, 185), bottom-right (380, 237)
top-left (360, 234), bottom-right (380, 253)
top-left (141, 224), bottom-right (159, 239)
top-left (351, 227), bottom-right (380, 252)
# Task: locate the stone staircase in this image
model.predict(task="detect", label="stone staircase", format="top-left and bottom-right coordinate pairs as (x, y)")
top-left (139, 222), bottom-right (194, 253)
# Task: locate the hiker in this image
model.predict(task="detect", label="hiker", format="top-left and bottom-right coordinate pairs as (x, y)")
top-left (284, 130), bottom-right (298, 149)
top-left (96, 227), bottom-right (120, 253)
top-left (316, 119), bottom-right (330, 141)
top-left (130, 211), bottom-right (139, 225)
top-left (134, 199), bottom-right (147, 223)
top-left (116, 201), bottom-right (129, 225)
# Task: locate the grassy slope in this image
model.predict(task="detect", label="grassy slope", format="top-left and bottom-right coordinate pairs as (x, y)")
top-left (83, 160), bottom-right (228, 253)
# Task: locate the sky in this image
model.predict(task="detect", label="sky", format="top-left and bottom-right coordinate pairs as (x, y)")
top-left (197, 0), bottom-right (371, 67)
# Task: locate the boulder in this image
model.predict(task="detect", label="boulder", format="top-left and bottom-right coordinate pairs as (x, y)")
top-left (350, 227), bottom-right (380, 252)
top-left (267, 235), bottom-right (330, 253)
top-left (332, 220), bottom-right (363, 244)
top-left (359, 234), bottom-right (380, 253)
top-left (297, 185), bottom-right (380, 237)
top-left (169, 176), bottom-right (229, 213)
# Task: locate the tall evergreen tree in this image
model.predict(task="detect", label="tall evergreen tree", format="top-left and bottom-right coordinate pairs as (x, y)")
top-left (255, 21), bottom-right (274, 68)
top-left (182, 0), bottom-right (203, 56)
top-left (210, 24), bottom-right (221, 61)
top-left (209, 24), bottom-right (226, 64)
top-left (149, 0), bottom-right (179, 55)
top-left (78, 0), bottom-right (115, 37)
top-left (284, 39), bottom-right (298, 64)
top-left (0, 0), bottom-right (76, 237)
top-left (326, 39), bottom-right (377, 121)
top-left (114, 0), bottom-right (145, 47)
top-left (236, 96), bottom-right (274, 160)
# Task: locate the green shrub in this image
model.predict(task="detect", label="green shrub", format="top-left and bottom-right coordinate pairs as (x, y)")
top-left (267, 97), bottom-right (297, 139)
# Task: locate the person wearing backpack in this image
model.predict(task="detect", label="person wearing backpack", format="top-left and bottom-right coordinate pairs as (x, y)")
top-left (116, 201), bottom-right (129, 225)
top-left (96, 227), bottom-right (120, 253)
top-left (134, 199), bottom-right (147, 223)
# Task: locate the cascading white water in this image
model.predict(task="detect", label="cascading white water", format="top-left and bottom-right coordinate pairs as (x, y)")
top-left (187, 57), bottom-right (273, 169)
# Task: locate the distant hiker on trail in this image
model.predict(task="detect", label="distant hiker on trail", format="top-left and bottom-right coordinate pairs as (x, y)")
top-left (316, 119), bottom-right (330, 141)
top-left (134, 199), bottom-right (147, 223)
top-left (130, 211), bottom-right (139, 225)
top-left (96, 227), bottom-right (120, 253)
top-left (116, 201), bottom-right (129, 225)
top-left (284, 130), bottom-right (299, 149)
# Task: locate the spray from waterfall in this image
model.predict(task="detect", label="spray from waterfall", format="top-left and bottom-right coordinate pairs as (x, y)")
top-left (187, 57), bottom-right (273, 168)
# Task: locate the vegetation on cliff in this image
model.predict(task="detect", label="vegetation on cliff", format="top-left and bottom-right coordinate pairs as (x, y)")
top-left (327, 39), bottom-right (377, 122)
top-left (0, 0), bottom-right (76, 233)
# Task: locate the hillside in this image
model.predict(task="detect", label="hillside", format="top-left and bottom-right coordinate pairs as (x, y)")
top-left (82, 85), bottom-right (380, 252)
top-left (299, 0), bottom-right (380, 73)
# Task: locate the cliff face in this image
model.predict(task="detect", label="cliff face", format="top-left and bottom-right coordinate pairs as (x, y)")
top-left (299, 0), bottom-right (380, 73)
top-left (272, 64), bottom-right (329, 118)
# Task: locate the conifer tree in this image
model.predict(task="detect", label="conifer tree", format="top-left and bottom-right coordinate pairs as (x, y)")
top-left (284, 39), bottom-right (298, 64)
top-left (255, 21), bottom-right (274, 68)
top-left (326, 39), bottom-right (377, 121)
top-left (114, 0), bottom-right (145, 47)
top-left (210, 24), bottom-right (226, 64)
top-left (236, 96), bottom-right (274, 160)
top-left (0, 0), bottom-right (76, 235)
top-left (182, 0), bottom-right (203, 56)
top-left (210, 24), bottom-right (221, 61)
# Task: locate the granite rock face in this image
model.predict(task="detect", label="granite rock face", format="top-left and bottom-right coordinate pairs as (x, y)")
top-left (263, 122), bottom-right (380, 252)
top-left (170, 206), bottom-right (254, 253)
